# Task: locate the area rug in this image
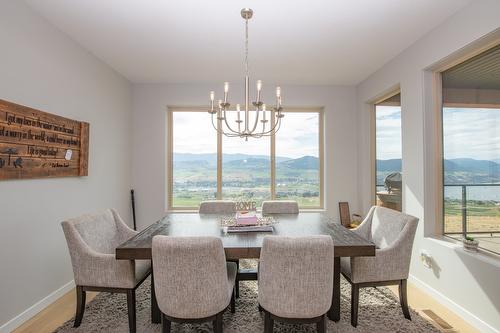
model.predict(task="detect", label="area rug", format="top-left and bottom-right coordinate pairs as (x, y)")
top-left (55, 263), bottom-right (439, 333)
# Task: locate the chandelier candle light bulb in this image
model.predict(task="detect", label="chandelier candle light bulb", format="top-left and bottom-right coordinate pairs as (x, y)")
top-left (207, 8), bottom-right (284, 140)
top-left (224, 82), bottom-right (229, 104)
top-left (276, 86), bottom-right (281, 108)
top-left (237, 104), bottom-right (241, 131)
top-left (256, 80), bottom-right (262, 103)
top-left (210, 91), bottom-right (215, 113)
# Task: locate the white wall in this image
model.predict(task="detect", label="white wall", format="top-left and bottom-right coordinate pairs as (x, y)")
top-left (0, 1), bottom-right (132, 330)
top-left (132, 83), bottom-right (358, 228)
top-left (356, 0), bottom-right (500, 331)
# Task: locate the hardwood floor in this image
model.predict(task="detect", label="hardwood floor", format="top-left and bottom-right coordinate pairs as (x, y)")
top-left (12, 290), bottom-right (97, 333)
top-left (13, 282), bottom-right (477, 333)
top-left (387, 284), bottom-right (478, 333)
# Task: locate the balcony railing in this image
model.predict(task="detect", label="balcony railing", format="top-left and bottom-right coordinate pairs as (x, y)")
top-left (444, 184), bottom-right (500, 235)
top-left (376, 183), bottom-right (500, 235)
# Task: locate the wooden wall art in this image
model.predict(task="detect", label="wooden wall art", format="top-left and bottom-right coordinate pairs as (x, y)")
top-left (0, 99), bottom-right (89, 180)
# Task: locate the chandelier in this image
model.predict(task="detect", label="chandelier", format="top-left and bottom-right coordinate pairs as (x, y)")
top-left (208, 8), bottom-right (283, 140)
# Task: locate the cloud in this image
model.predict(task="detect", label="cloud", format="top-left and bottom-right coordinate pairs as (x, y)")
top-left (443, 108), bottom-right (500, 160)
top-left (376, 106), bottom-right (500, 161)
top-left (172, 111), bottom-right (320, 158)
top-left (376, 106), bottom-right (402, 160)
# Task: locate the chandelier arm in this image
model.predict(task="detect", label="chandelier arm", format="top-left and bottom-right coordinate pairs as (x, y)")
top-left (222, 132), bottom-right (242, 137)
top-left (211, 113), bottom-right (229, 136)
top-left (256, 116), bottom-right (282, 136)
top-left (271, 118), bottom-right (282, 135)
top-left (222, 109), bottom-right (242, 135)
top-left (248, 108), bottom-right (261, 134)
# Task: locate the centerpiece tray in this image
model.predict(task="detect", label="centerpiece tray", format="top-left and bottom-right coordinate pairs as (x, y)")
top-left (221, 214), bottom-right (276, 233)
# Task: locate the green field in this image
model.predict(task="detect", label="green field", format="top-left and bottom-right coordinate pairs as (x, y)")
top-left (172, 157), bottom-right (320, 208)
top-left (444, 199), bottom-right (500, 233)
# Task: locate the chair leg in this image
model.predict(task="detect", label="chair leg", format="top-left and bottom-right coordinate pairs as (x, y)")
top-left (74, 286), bottom-right (86, 327)
top-left (126, 289), bottom-right (136, 333)
top-left (316, 314), bottom-right (326, 333)
top-left (351, 284), bottom-right (359, 327)
top-left (213, 312), bottom-right (223, 333)
top-left (264, 311), bottom-right (273, 333)
top-left (235, 260), bottom-right (240, 298)
top-left (230, 289), bottom-right (236, 313)
top-left (161, 313), bottom-right (171, 333)
top-left (399, 279), bottom-right (411, 320)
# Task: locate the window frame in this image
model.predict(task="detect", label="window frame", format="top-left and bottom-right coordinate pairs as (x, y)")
top-left (167, 106), bottom-right (324, 211)
top-left (432, 37), bottom-right (500, 251)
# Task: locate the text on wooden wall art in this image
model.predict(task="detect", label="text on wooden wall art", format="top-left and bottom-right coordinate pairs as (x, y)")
top-left (0, 99), bottom-right (89, 180)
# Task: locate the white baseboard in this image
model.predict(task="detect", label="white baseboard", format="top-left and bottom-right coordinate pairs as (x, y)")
top-left (409, 274), bottom-right (499, 333)
top-left (0, 280), bottom-right (75, 333)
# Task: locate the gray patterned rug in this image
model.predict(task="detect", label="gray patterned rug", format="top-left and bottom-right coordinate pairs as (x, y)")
top-left (55, 262), bottom-right (439, 332)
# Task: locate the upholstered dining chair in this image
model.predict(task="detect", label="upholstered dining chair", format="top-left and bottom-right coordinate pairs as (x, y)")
top-left (199, 200), bottom-right (236, 214)
top-left (152, 236), bottom-right (236, 333)
top-left (61, 209), bottom-right (151, 333)
top-left (258, 236), bottom-right (334, 333)
top-left (198, 200), bottom-right (243, 298)
top-left (340, 206), bottom-right (419, 327)
top-left (261, 200), bottom-right (299, 214)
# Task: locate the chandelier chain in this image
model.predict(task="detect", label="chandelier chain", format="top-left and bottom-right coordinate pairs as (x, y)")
top-left (245, 18), bottom-right (249, 77)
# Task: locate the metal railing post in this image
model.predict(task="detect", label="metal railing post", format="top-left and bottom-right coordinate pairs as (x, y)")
top-left (461, 185), bottom-right (467, 236)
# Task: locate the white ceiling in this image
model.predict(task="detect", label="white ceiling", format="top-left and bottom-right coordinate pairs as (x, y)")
top-left (24, 0), bottom-right (472, 85)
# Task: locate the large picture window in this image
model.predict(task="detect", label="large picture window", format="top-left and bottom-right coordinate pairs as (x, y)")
top-left (168, 108), bottom-right (324, 210)
top-left (441, 43), bottom-right (500, 254)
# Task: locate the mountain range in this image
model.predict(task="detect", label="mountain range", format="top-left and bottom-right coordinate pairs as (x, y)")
top-left (174, 153), bottom-right (317, 169)
top-left (174, 154), bottom-right (500, 183)
top-left (377, 158), bottom-right (500, 183)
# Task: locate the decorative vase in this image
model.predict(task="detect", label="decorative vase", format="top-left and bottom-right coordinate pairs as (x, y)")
top-left (463, 239), bottom-right (479, 252)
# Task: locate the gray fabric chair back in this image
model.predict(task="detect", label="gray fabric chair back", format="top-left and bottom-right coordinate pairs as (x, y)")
top-left (369, 206), bottom-right (418, 249)
top-left (63, 209), bottom-right (122, 254)
top-left (152, 236), bottom-right (231, 319)
top-left (261, 200), bottom-right (299, 214)
top-left (198, 200), bottom-right (236, 214)
top-left (258, 236), bottom-right (334, 319)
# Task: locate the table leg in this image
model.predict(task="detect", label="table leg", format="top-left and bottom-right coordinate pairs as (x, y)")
top-left (150, 263), bottom-right (161, 324)
top-left (328, 257), bottom-right (341, 322)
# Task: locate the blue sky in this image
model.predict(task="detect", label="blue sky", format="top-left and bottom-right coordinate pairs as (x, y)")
top-left (173, 111), bottom-right (319, 158)
top-left (443, 107), bottom-right (500, 160)
top-left (376, 106), bottom-right (500, 161)
top-left (174, 107), bottom-right (500, 161)
top-left (376, 106), bottom-right (402, 160)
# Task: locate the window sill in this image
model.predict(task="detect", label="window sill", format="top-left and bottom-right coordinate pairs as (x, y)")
top-left (425, 235), bottom-right (500, 267)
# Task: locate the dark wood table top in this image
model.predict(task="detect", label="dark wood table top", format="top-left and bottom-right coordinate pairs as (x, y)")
top-left (116, 212), bottom-right (375, 260)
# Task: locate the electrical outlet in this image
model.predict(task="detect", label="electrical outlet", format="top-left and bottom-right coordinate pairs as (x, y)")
top-left (420, 250), bottom-right (432, 268)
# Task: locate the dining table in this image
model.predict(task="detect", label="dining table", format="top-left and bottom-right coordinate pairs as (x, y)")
top-left (115, 212), bottom-right (375, 324)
